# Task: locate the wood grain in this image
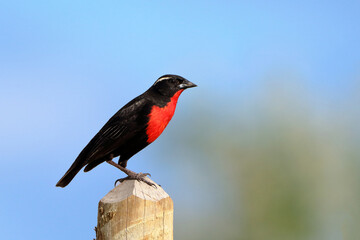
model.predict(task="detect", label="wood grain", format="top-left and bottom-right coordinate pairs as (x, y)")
top-left (96, 178), bottom-right (173, 240)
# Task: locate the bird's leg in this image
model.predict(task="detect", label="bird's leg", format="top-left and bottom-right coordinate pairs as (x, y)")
top-left (118, 159), bottom-right (128, 168)
top-left (106, 160), bottom-right (155, 187)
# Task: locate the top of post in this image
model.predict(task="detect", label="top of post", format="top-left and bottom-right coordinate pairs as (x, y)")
top-left (100, 177), bottom-right (169, 203)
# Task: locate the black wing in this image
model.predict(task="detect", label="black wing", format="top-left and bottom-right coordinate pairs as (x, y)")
top-left (82, 96), bottom-right (148, 164)
top-left (56, 95), bottom-right (149, 187)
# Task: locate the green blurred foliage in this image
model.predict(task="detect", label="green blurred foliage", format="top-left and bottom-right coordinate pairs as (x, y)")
top-left (171, 75), bottom-right (360, 239)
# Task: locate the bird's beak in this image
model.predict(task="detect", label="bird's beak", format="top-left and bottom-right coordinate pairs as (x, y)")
top-left (179, 80), bottom-right (197, 89)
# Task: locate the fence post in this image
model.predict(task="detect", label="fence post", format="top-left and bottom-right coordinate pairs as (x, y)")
top-left (96, 178), bottom-right (173, 240)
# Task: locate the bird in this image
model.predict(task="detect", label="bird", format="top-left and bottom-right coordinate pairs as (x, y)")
top-left (56, 74), bottom-right (197, 187)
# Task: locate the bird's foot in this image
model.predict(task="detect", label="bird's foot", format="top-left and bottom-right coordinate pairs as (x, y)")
top-left (114, 172), bottom-right (156, 187)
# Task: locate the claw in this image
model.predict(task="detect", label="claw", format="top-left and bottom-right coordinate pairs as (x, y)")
top-left (106, 160), bottom-right (156, 188)
top-left (114, 172), bottom-right (156, 188)
top-left (114, 177), bottom-right (128, 186)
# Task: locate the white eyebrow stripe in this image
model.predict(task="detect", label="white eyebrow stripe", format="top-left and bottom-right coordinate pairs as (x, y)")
top-left (155, 76), bottom-right (172, 84)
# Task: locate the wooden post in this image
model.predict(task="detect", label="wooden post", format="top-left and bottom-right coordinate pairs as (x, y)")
top-left (96, 178), bottom-right (173, 240)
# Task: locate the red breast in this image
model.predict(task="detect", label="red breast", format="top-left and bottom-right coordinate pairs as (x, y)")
top-left (146, 90), bottom-right (184, 143)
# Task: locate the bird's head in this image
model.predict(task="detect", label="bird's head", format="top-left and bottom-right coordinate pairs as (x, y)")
top-left (151, 74), bottom-right (197, 97)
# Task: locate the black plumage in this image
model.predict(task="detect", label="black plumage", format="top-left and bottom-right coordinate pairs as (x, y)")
top-left (56, 74), bottom-right (196, 187)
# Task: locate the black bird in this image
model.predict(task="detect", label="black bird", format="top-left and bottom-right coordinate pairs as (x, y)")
top-left (56, 74), bottom-right (197, 187)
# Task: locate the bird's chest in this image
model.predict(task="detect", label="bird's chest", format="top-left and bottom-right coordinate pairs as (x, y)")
top-left (146, 91), bottom-right (183, 143)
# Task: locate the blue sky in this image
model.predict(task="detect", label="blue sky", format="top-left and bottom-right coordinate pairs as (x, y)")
top-left (0, 1), bottom-right (359, 239)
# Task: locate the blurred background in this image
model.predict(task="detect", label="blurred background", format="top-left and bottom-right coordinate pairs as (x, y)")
top-left (0, 1), bottom-right (359, 239)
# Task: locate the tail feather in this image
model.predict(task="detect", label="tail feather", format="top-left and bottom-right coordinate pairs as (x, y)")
top-left (84, 158), bottom-right (104, 172)
top-left (56, 158), bottom-right (84, 188)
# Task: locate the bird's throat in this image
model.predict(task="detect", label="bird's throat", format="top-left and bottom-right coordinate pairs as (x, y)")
top-left (146, 90), bottom-right (184, 143)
